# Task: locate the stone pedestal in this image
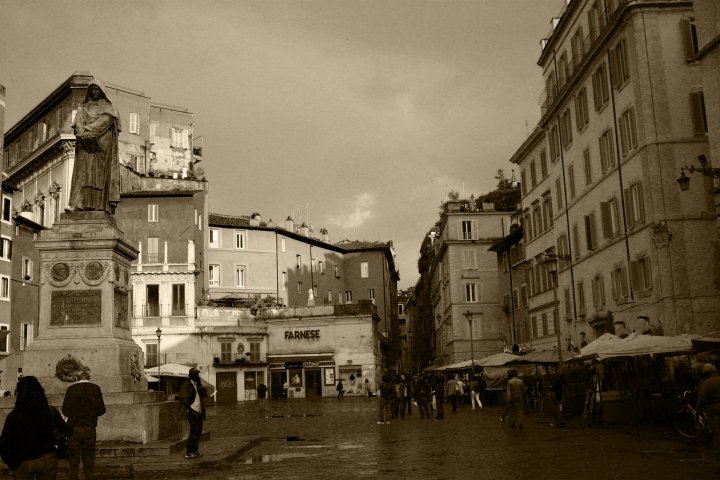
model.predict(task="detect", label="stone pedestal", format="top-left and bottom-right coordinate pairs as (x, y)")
top-left (19, 211), bottom-right (180, 443)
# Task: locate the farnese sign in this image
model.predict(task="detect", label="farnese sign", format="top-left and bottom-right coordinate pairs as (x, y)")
top-left (284, 329), bottom-right (320, 340)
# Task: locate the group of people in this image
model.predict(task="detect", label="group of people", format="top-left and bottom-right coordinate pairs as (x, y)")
top-left (376, 371), bottom-right (488, 424)
top-left (0, 368), bottom-right (106, 480)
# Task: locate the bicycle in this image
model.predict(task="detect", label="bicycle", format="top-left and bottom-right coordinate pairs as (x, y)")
top-left (673, 390), bottom-right (712, 439)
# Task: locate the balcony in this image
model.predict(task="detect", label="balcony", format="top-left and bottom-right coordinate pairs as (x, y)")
top-left (133, 304), bottom-right (195, 319)
top-left (212, 352), bottom-right (267, 367)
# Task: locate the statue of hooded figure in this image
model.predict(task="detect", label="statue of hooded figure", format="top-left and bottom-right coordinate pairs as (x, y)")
top-left (67, 79), bottom-right (121, 214)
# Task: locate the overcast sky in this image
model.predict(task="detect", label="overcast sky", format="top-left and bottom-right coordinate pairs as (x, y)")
top-left (1, 0), bottom-right (562, 289)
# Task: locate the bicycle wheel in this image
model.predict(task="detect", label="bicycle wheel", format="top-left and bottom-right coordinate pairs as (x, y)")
top-left (674, 408), bottom-right (701, 438)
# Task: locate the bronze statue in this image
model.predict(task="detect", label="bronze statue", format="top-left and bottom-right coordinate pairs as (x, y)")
top-left (67, 80), bottom-right (121, 214)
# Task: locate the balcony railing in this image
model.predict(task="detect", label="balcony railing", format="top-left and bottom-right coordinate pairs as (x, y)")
top-left (132, 304), bottom-right (195, 318)
top-left (212, 352), bottom-right (266, 366)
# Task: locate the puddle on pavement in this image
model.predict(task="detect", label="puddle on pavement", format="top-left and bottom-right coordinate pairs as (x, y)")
top-left (241, 452), bottom-right (318, 464)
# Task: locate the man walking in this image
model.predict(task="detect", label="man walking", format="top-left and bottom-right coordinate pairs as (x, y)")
top-left (179, 367), bottom-right (207, 459)
top-left (446, 374), bottom-right (459, 413)
top-left (257, 381), bottom-right (268, 412)
top-left (62, 367), bottom-right (106, 480)
top-left (506, 369), bottom-right (525, 430)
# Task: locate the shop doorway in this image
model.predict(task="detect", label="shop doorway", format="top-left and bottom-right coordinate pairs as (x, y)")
top-left (305, 369), bottom-right (322, 399)
top-left (271, 371), bottom-right (287, 400)
top-left (216, 372), bottom-right (237, 404)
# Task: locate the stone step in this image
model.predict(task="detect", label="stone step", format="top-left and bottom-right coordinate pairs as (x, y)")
top-left (95, 431), bottom-right (211, 458)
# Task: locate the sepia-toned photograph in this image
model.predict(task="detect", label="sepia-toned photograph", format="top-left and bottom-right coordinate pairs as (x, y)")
top-left (0, 0), bottom-right (719, 478)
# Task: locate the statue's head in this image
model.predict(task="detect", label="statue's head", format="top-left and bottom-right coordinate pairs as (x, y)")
top-left (88, 84), bottom-right (103, 101)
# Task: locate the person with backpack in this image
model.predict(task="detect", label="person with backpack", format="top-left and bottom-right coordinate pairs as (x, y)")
top-left (336, 379), bottom-right (345, 399)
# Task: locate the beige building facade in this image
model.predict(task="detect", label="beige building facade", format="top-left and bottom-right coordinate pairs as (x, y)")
top-left (512, 0), bottom-right (720, 352)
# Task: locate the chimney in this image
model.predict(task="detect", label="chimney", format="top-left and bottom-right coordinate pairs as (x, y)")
top-left (285, 216), bottom-right (294, 231)
top-left (267, 218), bottom-right (276, 228)
top-left (320, 228), bottom-right (329, 243)
top-left (300, 223), bottom-right (309, 237)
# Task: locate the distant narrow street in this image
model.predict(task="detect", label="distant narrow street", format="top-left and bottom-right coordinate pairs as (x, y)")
top-left (129, 399), bottom-right (719, 480)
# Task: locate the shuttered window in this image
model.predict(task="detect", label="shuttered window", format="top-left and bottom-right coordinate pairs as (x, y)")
top-left (129, 113), bottom-right (139, 134)
top-left (630, 257), bottom-right (653, 293)
top-left (609, 39), bottom-right (630, 89)
top-left (624, 182), bottom-right (646, 228)
top-left (681, 18), bottom-right (699, 60)
top-left (690, 91), bottom-right (708, 135)
top-left (599, 129), bottom-right (615, 173)
top-left (592, 63), bottom-right (610, 110)
top-left (575, 88), bottom-right (589, 132)
top-left (618, 107), bottom-right (638, 156)
top-left (584, 212), bottom-right (598, 251)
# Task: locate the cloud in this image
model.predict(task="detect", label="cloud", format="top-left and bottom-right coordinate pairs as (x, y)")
top-left (326, 193), bottom-right (376, 229)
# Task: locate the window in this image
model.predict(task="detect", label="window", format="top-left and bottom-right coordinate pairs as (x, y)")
top-left (549, 125), bottom-right (560, 162)
top-left (334, 265), bottom-right (340, 278)
top-left (298, 282), bottom-right (303, 293)
top-left (584, 212), bottom-right (598, 251)
top-left (209, 228), bottom-right (220, 248)
top-left (540, 150), bottom-right (548, 178)
top-left (235, 266), bottom-right (246, 287)
top-left (611, 266), bottom-right (629, 302)
top-left (513, 288), bottom-right (519, 310)
top-left (588, 1), bottom-right (604, 41)
top-left (281, 238), bottom-right (286, 252)
top-left (208, 264), bottom-right (220, 286)
top-left (690, 91), bottom-right (708, 135)
top-left (682, 17), bottom-right (699, 59)
top-left (568, 165), bottom-right (576, 199)
top-left (592, 274), bottom-right (606, 309)
top-left (521, 284), bottom-right (528, 307)
top-left (609, 39), bottom-right (630, 89)
top-left (545, 311), bottom-right (555, 336)
top-left (560, 108), bottom-right (573, 148)
top-left (172, 284), bottom-right (185, 316)
top-left (520, 170), bottom-right (527, 196)
top-left (129, 113), bottom-right (139, 134)
top-left (316, 260), bottom-right (323, 275)
top-left (460, 221), bottom-right (475, 240)
top-left (369, 288), bottom-right (375, 300)
top-left (564, 288), bottom-right (572, 318)
top-left (558, 51), bottom-right (569, 86)
top-left (146, 284), bottom-right (159, 316)
top-left (572, 223), bottom-right (581, 259)
top-left (282, 272), bottom-right (287, 291)
top-left (571, 27), bottom-right (585, 68)
top-left (523, 214), bottom-right (533, 241)
top-left (592, 63), bottom-right (610, 110)
top-left (22, 257), bottom-right (32, 281)
top-left (557, 233), bottom-right (570, 267)
top-left (555, 178), bottom-right (563, 210)
top-left (234, 230), bottom-right (246, 249)
top-left (360, 261), bottom-right (369, 278)
top-left (20, 323), bottom-right (33, 351)
top-left (583, 149), bottom-right (592, 185)
top-left (338, 292), bottom-right (343, 304)
top-left (0, 236), bottom-right (11, 261)
top-left (464, 283), bottom-right (479, 303)
top-left (631, 256), bottom-right (653, 293)
top-left (532, 205), bottom-right (542, 236)
top-left (171, 128), bottom-right (189, 149)
top-left (345, 291), bottom-right (352, 303)
top-left (542, 197), bottom-right (553, 230)
top-left (145, 343), bottom-right (158, 367)
top-left (618, 107), bottom-right (638, 156)
top-left (249, 341), bottom-right (261, 362)
top-left (149, 123), bottom-right (156, 143)
top-left (327, 290), bottom-right (333, 304)
top-left (0, 276), bottom-right (9, 301)
top-left (462, 250), bottom-right (477, 269)
top-left (530, 160), bottom-right (537, 187)
top-left (577, 282), bottom-right (586, 313)
top-left (296, 255), bottom-right (302, 269)
top-left (625, 182), bottom-right (646, 228)
top-left (599, 129), bottom-right (615, 173)
top-left (1, 196), bottom-right (11, 224)
top-left (600, 197), bottom-right (621, 239)
top-left (220, 341), bottom-right (233, 363)
top-left (147, 237), bottom-right (159, 263)
top-left (148, 204), bottom-right (158, 222)
top-left (575, 88), bottom-right (589, 131)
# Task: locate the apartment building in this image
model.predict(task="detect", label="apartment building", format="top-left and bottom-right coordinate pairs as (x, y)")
top-left (428, 200), bottom-right (511, 367)
top-left (512, 0), bottom-right (719, 350)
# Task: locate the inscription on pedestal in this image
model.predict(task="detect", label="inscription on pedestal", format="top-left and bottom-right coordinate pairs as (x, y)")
top-left (51, 290), bottom-right (102, 326)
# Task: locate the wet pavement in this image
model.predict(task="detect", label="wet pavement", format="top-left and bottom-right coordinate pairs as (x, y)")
top-left (27, 398), bottom-right (720, 479)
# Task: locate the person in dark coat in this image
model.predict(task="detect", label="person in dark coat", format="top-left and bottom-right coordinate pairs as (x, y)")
top-left (178, 368), bottom-right (207, 459)
top-left (257, 382), bottom-right (268, 412)
top-left (0, 376), bottom-right (71, 479)
top-left (62, 367), bottom-right (105, 480)
top-left (435, 377), bottom-right (445, 420)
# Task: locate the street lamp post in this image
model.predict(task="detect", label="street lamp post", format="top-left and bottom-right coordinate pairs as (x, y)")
top-left (464, 311), bottom-right (476, 374)
top-left (155, 327), bottom-right (162, 390)
top-left (677, 154), bottom-right (720, 191)
top-left (542, 253), bottom-right (563, 363)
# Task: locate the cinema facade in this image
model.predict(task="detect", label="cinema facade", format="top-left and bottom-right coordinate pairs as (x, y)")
top-left (178, 300), bottom-right (388, 403)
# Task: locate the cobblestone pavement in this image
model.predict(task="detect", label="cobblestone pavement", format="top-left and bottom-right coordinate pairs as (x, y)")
top-left (132, 399), bottom-right (720, 479)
